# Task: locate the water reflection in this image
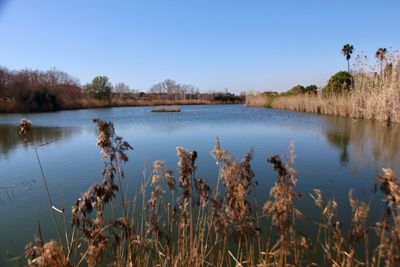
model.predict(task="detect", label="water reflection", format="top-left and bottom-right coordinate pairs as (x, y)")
top-left (0, 125), bottom-right (80, 205)
top-left (324, 117), bottom-right (400, 173)
top-left (0, 106), bottom-right (399, 267)
top-left (326, 130), bottom-right (350, 164)
top-left (0, 125), bottom-right (79, 157)
top-left (0, 179), bottom-right (36, 205)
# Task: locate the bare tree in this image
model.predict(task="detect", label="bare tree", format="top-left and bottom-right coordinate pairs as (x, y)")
top-left (149, 79), bottom-right (201, 101)
top-left (149, 82), bottom-right (164, 94)
top-left (114, 82), bottom-right (131, 99)
top-left (163, 79), bottom-right (181, 99)
top-left (181, 84), bottom-right (196, 101)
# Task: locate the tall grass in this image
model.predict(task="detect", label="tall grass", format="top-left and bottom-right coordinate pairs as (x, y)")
top-left (19, 119), bottom-right (400, 266)
top-left (245, 94), bottom-right (270, 107)
top-left (246, 57), bottom-right (400, 123)
top-left (270, 94), bottom-right (352, 116)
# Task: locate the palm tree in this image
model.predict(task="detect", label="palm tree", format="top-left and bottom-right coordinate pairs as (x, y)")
top-left (342, 44), bottom-right (354, 73)
top-left (375, 48), bottom-right (387, 77)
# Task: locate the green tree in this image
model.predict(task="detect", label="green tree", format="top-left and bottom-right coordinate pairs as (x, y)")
top-left (84, 76), bottom-right (112, 100)
top-left (375, 48), bottom-right (387, 78)
top-left (303, 85), bottom-right (318, 95)
top-left (287, 85), bottom-right (305, 95)
top-left (284, 85), bottom-right (318, 96)
top-left (341, 44), bottom-right (354, 73)
top-left (322, 71), bottom-right (353, 97)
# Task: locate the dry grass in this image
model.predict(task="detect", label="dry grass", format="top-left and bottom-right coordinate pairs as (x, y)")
top-left (271, 94), bottom-right (353, 116)
top-left (17, 119), bottom-right (400, 266)
top-left (245, 94), bottom-right (271, 107)
top-left (246, 57), bottom-right (400, 123)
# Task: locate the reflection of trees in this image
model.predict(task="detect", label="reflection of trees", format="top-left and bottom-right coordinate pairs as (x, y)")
top-left (324, 117), bottom-right (400, 172)
top-left (0, 179), bottom-right (36, 205)
top-left (0, 125), bottom-right (78, 157)
top-left (326, 130), bottom-right (350, 164)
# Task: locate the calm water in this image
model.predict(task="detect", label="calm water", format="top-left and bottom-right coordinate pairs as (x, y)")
top-left (0, 105), bottom-right (399, 265)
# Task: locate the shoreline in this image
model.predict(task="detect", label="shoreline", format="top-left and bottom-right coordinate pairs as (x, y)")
top-left (0, 99), bottom-right (243, 114)
top-left (245, 93), bottom-right (400, 124)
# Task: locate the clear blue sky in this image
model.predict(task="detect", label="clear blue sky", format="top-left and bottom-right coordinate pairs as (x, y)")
top-left (0, 0), bottom-right (399, 92)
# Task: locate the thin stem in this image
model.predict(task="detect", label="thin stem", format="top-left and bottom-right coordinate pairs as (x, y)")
top-left (34, 146), bottom-right (63, 245)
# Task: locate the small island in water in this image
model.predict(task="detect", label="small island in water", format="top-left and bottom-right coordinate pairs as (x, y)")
top-left (151, 106), bottom-right (182, 112)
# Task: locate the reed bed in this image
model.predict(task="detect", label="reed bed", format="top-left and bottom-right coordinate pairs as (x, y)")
top-left (245, 94), bottom-right (271, 107)
top-left (17, 119), bottom-right (400, 266)
top-left (270, 94), bottom-right (352, 117)
top-left (246, 58), bottom-right (400, 124)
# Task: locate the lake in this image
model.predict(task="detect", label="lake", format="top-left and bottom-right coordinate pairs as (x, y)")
top-left (0, 104), bottom-right (399, 266)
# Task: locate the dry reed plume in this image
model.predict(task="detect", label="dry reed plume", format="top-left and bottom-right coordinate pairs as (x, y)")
top-left (18, 119), bottom-right (400, 266)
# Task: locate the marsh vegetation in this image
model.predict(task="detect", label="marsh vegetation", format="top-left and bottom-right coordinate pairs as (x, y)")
top-left (246, 48), bottom-right (400, 124)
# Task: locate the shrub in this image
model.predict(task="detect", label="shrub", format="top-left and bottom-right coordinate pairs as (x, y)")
top-left (303, 84), bottom-right (318, 95)
top-left (84, 76), bottom-right (112, 100)
top-left (286, 85), bottom-right (304, 95)
top-left (283, 85), bottom-right (318, 96)
top-left (213, 92), bottom-right (242, 102)
top-left (322, 71), bottom-right (352, 97)
top-left (28, 89), bottom-right (61, 112)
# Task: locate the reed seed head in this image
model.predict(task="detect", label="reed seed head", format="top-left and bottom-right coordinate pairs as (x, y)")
top-left (19, 118), bottom-right (32, 135)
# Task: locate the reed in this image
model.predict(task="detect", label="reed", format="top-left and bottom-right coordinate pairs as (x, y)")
top-left (18, 119), bottom-right (400, 266)
top-left (246, 57), bottom-right (400, 124)
top-left (245, 94), bottom-right (271, 107)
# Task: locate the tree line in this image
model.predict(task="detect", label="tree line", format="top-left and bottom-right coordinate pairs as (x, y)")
top-left (0, 67), bottom-right (243, 112)
top-left (0, 67), bottom-right (81, 112)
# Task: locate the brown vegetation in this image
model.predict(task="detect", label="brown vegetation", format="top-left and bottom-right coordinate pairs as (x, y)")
top-left (246, 54), bottom-right (400, 123)
top-left (0, 67), bottom-right (243, 113)
top-left (245, 94), bottom-right (271, 107)
top-left (0, 68), bottom-right (81, 112)
top-left (17, 119), bottom-right (400, 266)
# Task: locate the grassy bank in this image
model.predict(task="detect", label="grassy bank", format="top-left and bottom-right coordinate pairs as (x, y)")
top-left (17, 119), bottom-right (400, 266)
top-left (246, 58), bottom-right (400, 123)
